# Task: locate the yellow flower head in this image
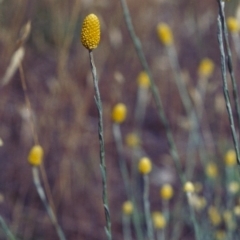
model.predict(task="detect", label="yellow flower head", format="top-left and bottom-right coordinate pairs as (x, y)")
top-left (160, 184), bottom-right (174, 200)
top-left (137, 71), bottom-right (150, 88)
top-left (198, 58), bottom-right (214, 78)
top-left (125, 133), bottom-right (140, 148)
top-left (81, 14), bottom-right (100, 50)
top-left (156, 23), bottom-right (173, 46)
top-left (188, 194), bottom-right (207, 211)
top-left (208, 206), bottom-right (222, 226)
top-left (122, 201), bottom-right (134, 215)
top-left (152, 212), bottom-right (166, 229)
top-left (224, 149), bottom-right (237, 166)
top-left (215, 230), bottom-right (226, 240)
top-left (28, 145), bottom-right (44, 166)
top-left (227, 17), bottom-right (239, 33)
top-left (234, 205), bottom-right (240, 216)
top-left (205, 162), bottom-right (218, 179)
top-left (228, 181), bottom-right (239, 194)
top-left (111, 103), bottom-right (127, 124)
top-left (183, 181), bottom-right (195, 193)
top-left (138, 157), bottom-right (152, 175)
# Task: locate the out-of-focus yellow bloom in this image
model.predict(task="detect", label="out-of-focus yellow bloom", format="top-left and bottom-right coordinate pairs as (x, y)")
top-left (224, 149), bottom-right (237, 166)
top-left (81, 14), bottom-right (100, 50)
top-left (228, 181), bottom-right (240, 194)
top-left (138, 157), bottom-right (152, 175)
top-left (205, 162), bottom-right (218, 179)
top-left (208, 206), bottom-right (222, 226)
top-left (152, 211), bottom-right (166, 229)
top-left (227, 17), bottom-right (239, 33)
top-left (234, 205), bottom-right (240, 216)
top-left (223, 210), bottom-right (236, 230)
top-left (137, 71), bottom-right (150, 88)
top-left (160, 184), bottom-right (174, 200)
top-left (194, 182), bottom-right (203, 193)
top-left (156, 23), bottom-right (173, 46)
top-left (125, 133), bottom-right (140, 147)
top-left (111, 103), bottom-right (127, 124)
top-left (122, 201), bottom-right (134, 215)
top-left (28, 145), bottom-right (44, 166)
top-left (215, 230), bottom-right (227, 240)
top-left (188, 194), bottom-right (207, 211)
top-left (183, 181), bottom-right (195, 193)
top-left (198, 58), bottom-right (214, 78)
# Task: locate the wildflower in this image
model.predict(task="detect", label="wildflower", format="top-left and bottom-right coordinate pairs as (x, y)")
top-left (160, 184), bottom-right (174, 200)
top-left (122, 201), bottom-right (134, 215)
top-left (198, 58), bottom-right (214, 78)
top-left (81, 14), bottom-right (100, 50)
top-left (208, 206), bottom-right (222, 226)
top-left (233, 205), bottom-right (240, 216)
top-left (228, 181), bottom-right (239, 194)
top-left (156, 23), bottom-right (173, 46)
top-left (28, 145), bottom-right (44, 166)
top-left (224, 149), bottom-right (237, 166)
top-left (215, 230), bottom-right (227, 240)
top-left (183, 181), bottom-right (195, 193)
top-left (111, 103), bottom-right (127, 124)
top-left (205, 162), bottom-right (218, 179)
top-left (152, 212), bottom-right (166, 229)
top-left (188, 194), bottom-right (207, 211)
top-left (137, 71), bottom-right (150, 88)
top-left (223, 210), bottom-right (236, 230)
top-left (227, 17), bottom-right (239, 33)
top-left (138, 157), bottom-right (152, 175)
top-left (125, 133), bottom-right (140, 147)
top-left (194, 182), bottom-right (203, 193)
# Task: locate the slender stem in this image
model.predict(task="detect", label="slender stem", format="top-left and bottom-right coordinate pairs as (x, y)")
top-left (89, 50), bottom-right (112, 240)
top-left (0, 216), bottom-right (16, 240)
top-left (122, 214), bottom-right (132, 240)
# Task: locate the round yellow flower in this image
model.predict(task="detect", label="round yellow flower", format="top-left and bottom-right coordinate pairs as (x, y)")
top-left (228, 181), bottom-right (239, 194)
top-left (208, 206), bottom-right (222, 226)
top-left (183, 181), bottom-right (195, 193)
top-left (198, 58), bottom-right (214, 78)
top-left (81, 14), bottom-right (100, 50)
top-left (224, 149), bottom-right (237, 166)
top-left (28, 145), bottom-right (44, 166)
top-left (156, 23), bottom-right (173, 46)
top-left (122, 201), bottom-right (133, 215)
top-left (138, 157), bottom-right (152, 175)
top-left (137, 71), bottom-right (150, 88)
top-left (125, 133), bottom-right (140, 147)
top-left (111, 103), bottom-right (127, 123)
top-left (205, 162), bottom-right (218, 178)
top-left (215, 230), bottom-right (226, 240)
top-left (152, 212), bottom-right (166, 229)
top-left (160, 184), bottom-right (174, 200)
top-left (227, 17), bottom-right (239, 33)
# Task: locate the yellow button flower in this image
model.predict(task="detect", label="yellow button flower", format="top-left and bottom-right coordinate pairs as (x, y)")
top-left (227, 17), bottom-right (239, 33)
top-left (156, 23), bottom-right (173, 46)
top-left (160, 184), bottom-right (174, 200)
top-left (183, 181), bottom-right (195, 193)
top-left (81, 14), bottom-right (100, 50)
top-left (205, 162), bottom-right (218, 179)
top-left (152, 212), bottom-right (166, 229)
top-left (28, 145), bottom-right (44, 166)
top-left (138, 157), bottom-right (152, 175)
top-left (112, 103), bottom-right (127, 124)
top-left (137, 71), bottom-right (150, 88)
top-left (125, 133), bottom-right (140, 147)
top-left (198, 58), bottom-right (214, 78)
top-left (224, 149), bottom-right (237, 166)
top-left (122, 201), bottom-right (134, 215)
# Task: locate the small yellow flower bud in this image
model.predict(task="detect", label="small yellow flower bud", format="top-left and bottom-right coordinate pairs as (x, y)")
top-left (224, 149), bottom-right (237, 166)
top-left (198, 58), bottom-right (214, 78)
top-left (152, 212), bottom-right (166, 229)
top-left (111, 103), bottom-right (127, 123)
top-left (137, 71), bottom-right (150, 88)
top-left (81, 14), bottom-right (100, 50)
top-left (122, 201), bottom-right (133, 215)
top-left (138, 157), bottom-right (152, 175)
top-left (208, 206), bottom-right (222, 226)
top-left (160, 184), bottom-right (174, 200)
top-left (228, 181), bottom-right (239, 194)
top-left (205, 162), bottom-right (218, 178)
top-left (227, 17), bottom-right (239, 33)
top-left (125, 133), bottom-right (140, 147)
top-left (28, 145), bottom-right (44, 166)
top-left (183, 181), bottom-right (195, 193)
top-left (156, 23), bottom-right (173, 46)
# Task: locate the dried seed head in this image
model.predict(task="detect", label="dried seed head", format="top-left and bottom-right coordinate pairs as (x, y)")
top-left (81, 14), bottom-right (100, 50)
top-left (28, 145), bottom-right (44, 166)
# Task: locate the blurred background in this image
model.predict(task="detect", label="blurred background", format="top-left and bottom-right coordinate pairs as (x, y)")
top-left (0, 0), bottom-right (240, 239)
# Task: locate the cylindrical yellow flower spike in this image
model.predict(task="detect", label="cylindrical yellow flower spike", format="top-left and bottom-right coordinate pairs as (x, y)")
top-left (81, 14), bottom-right (100, 50)
top-left (28, 145), bottom-right (44, 166)
top-left (205, 162), bottom-right (218, 179)
top-left (160, 184), bottom-right (174, 200)
top-left (122, 201), bottom-right (134, 215)
top-left (111, 103), bottom-right (127, 124)
top-left (138, 157), bottom-right (152, 175)
top-left (224, 149), bottom-right (237, 166)
top-left (137, 71), bottom-right (150, 88)
top-left (156, 23), bottom-right (173, 46)
top-left (227, 17), bottom-right (239, 33)
top-left (198, 58), bottom-right (214, 78)
top-left (183, 181), bottom-right (195, 193)
top-left (152, 212), bottom-right (166, 229)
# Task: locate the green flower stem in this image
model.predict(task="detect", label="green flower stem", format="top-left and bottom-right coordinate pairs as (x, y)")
top-left (143, 174), bottom-right (154, 240)
top-left (232, 32), bottom-right (240, 59)
top-left (217, 10), bottom-right (240, 165)
top-left (156, 229), bottom-right (165, 240)
top-left (122, 214), bottom-right (132, 240)
top-left (88, 50), bottom-right (112, 240)
top-left (119, 0), bottom-right (185, 185)
top-left (0, 216), bottom-right (16, 240)
top-left (217, 0), bottom-right (240, 134)
top-left (32, 167), bottom-right (66, 240)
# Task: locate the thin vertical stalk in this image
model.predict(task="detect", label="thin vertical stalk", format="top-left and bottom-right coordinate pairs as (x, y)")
top-left (122, 214), bottom-right (132, 240)
top-left (0, 216), bottom-right (16, 240)
top-left (89, 50), bottom-right (112, 240)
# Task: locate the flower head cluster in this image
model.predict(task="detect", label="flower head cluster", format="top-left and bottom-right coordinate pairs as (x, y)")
top-left (28, 145), bottom-right (44, 166)
top-left (138, 157), bottom-right (152, 175)
top-left (152, 212), bottom-right (166, 229)
top-left (111, 103), bottom-right (127, 124)
top-left (160, 184), bottom-right (174, 200)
